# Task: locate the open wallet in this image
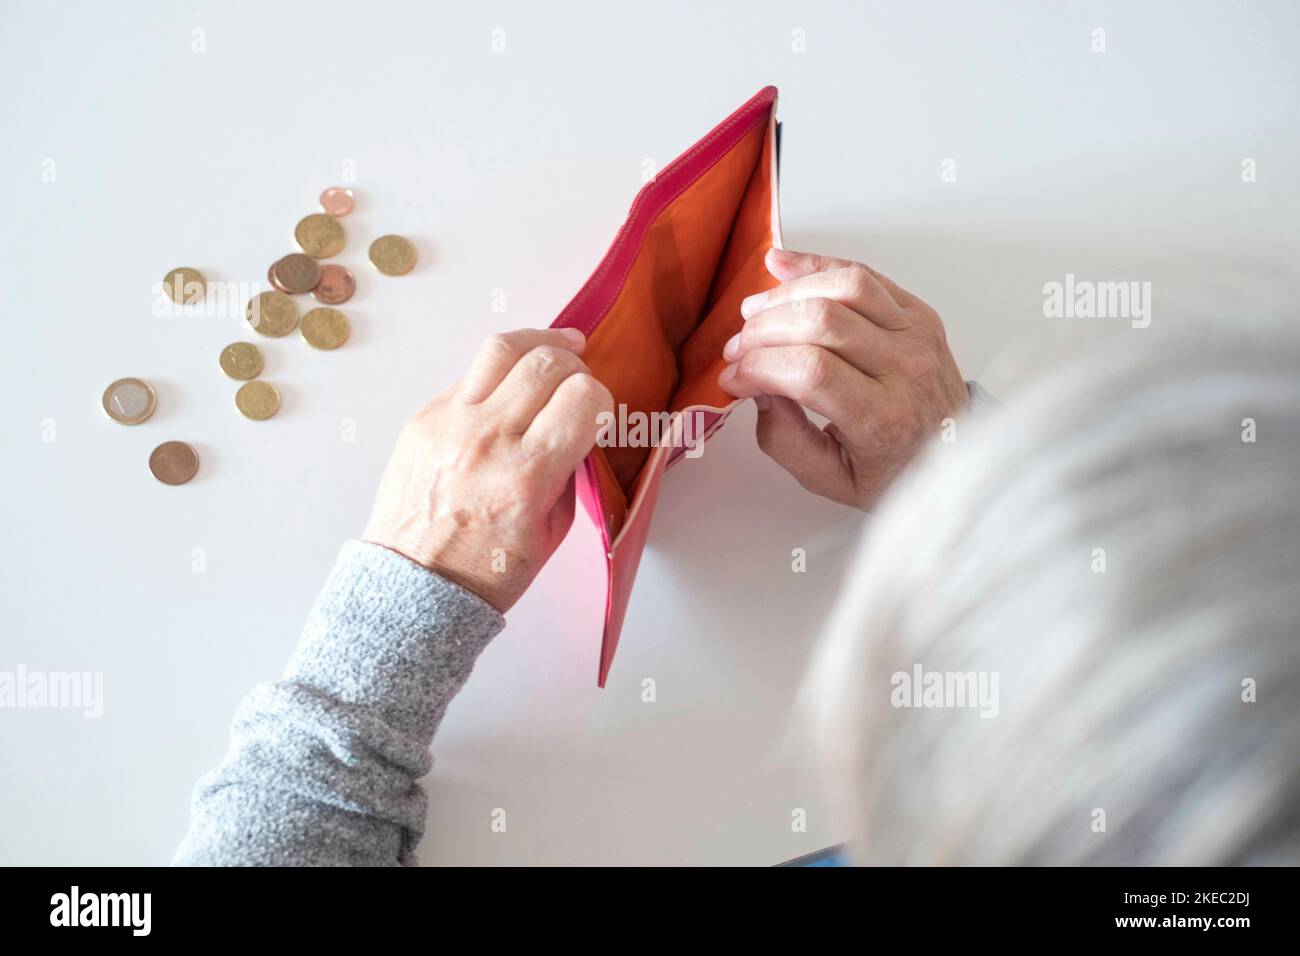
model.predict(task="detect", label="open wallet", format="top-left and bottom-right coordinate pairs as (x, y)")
top-left (550, 85), bottom-right (783, 686)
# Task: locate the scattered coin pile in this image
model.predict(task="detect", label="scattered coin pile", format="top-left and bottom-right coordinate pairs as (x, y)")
top-left (103, 187), bottom-right (418, 485)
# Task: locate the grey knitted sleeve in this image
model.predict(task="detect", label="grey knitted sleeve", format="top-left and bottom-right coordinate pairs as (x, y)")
top-left (173, 540), bottom-right (505, 866)
top-left (966, 380), bottom-right (998, 411)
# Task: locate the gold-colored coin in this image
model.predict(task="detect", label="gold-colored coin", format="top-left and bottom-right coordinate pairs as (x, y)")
top-left (245, 291), bottom-right (299, 337)
top-left (368, 234), bottom-right (416, 276)
top-left (102, 377), bottom-right (156, 424)
top-left (162, 267), bottom-right (206, 305)
top-left (294, 213), bottom-right (345, 258)
top-left (299, 307), bottom-right (350, 350)
top-left (149, 441), bottom-right (199, 485)
top-left (219, 342), bottom-right (264, 380)
top-left (235, 380), bottom-right (281, 421)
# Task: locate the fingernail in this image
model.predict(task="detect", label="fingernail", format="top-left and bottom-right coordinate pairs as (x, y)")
top-left (740, 292), bottom-right (767, 319)
top-left (767, 247), bottom-right (796, 262)
top-left (718, 363), bottom-right (737, 386)
top-left (753, 393), bottom-right (771, 411)
top-left (722, 332), bottom-right (741, 360)
top-left (559, 326), bottom-right (585, 347)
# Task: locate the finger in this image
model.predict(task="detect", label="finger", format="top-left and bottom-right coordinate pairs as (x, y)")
top-left (521, 371), bottom-right (615, 475)
top-left (765, 248), bottom-right (921, 309)
top-left (722, 298), bottom-right (895, 377)
top-left (489, 344), bottom-right (591, 433)
top-left (862, 266), bottom-right (920, 309)
top-left (458, 327), bottom-right (587, 404)
top-left (741, 265), bottom-right (908, 331)
top-left (764, 246), bottom-right (856, 282)
top-left (753, 395), bottom-right (853, 501)
top-left (718, 344), bottom-right (881, 425)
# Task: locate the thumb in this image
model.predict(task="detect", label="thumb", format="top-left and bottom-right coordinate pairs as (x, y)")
top-left (764, 246), bottom-right (854, 282)
top-left (753, 395), bottom-right (850, 499)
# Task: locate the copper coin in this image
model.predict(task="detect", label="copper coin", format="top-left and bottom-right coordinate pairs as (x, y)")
top-left (149, 441), bottom-right (199, 485)
top-left (313, 264), bottom-right (356, 304)
top-left (267, 262), bottom-right (289, 293)
top-left (319, 187), bottom-right (355, 217)
top-left (271, 253), bottom-right (322, 294)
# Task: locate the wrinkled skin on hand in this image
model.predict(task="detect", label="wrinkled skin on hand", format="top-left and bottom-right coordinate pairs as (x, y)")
top-left (719, 248), bottom-right (968, 511)
top-left (364, 328), bottom-right (613, 612)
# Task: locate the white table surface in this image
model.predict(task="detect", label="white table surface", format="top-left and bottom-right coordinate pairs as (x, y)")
top-left (3, 0), bottom-right (1297, 865)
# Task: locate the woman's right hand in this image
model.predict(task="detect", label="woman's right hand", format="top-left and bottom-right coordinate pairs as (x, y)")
top-left (363, 327), bottom-right (614, 613)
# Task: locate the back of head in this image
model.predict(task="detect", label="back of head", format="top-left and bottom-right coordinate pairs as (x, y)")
top-left (805, 320), bottom-right (1300, 864)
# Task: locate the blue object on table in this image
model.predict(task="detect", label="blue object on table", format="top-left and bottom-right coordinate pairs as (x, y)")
top-left (777, 845), bottom-right (849, 867)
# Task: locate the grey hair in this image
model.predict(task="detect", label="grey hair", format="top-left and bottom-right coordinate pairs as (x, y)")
top-left (803, 320), bottom-right (1300, 864)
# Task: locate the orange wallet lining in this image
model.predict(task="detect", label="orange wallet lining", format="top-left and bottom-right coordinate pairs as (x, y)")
top-left (580, 118), bottom-right (776, 539)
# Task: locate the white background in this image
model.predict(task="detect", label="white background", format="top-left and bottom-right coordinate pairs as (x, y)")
top-left (2, 0), bottom-right (1297, 865)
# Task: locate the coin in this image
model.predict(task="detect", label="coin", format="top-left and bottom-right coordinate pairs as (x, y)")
top-left (271, 253), bottom-right (322, 294)
top-left (149, 441), bottom-right (199, 485)
top-left (319, 187), bottom-right (355, 217)
top-left (163, 267), bottom-right (206, 305)
top-left (219, 342), bottom-right (264, 380)
top-left (268, 261), bottom-right (291, 293)
top-left (245, 291), bottom-right (299, 337)
top-left (294, 213), bottom-right (345, 258)
top-left (102, 377), bottom-right (156, 425)
top-left (300, 307), bottom-right (350, 350)
top-left (313, 264), bottom-right (355, 304)
top-left (235, 381), bottom-right (281, 420)
top-left (369, 235), bottom-right (416, 276)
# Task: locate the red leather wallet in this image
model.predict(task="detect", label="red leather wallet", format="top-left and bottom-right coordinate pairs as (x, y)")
top-left (550, 86), bottom-right (783, 686)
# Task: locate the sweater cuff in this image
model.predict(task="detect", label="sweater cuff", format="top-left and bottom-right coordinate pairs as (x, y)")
top-left (966, 380), bottom-right (998, 412)
top-left (284, 540), bottom-right (506, 741)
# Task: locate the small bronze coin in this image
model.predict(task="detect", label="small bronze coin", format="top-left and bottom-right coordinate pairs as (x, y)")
top-left (271, 253), bottom-right (322, 294)
top-left (163, 267), bottom-right (206, 305)
top-left (319, 187), bottom-right (355, 217)
top-left (294, 213), bottom-right (345, 258)
top-left (245, 291), bottom-right (299, 337)
top-left (149, 441), bottom-right (199, 485)
top-left (312, 264), bottom-right (355, 304)
top-left (235, 381), bottom-right (281, 421)
top-left (219, 342), bottom-right (264, 380)
top-left (368, 234), bottom-right (416, 276)
top-left (300, 307), bottom-right (350, 350)
top-left (267, 262), bottom-right (288, 293)
top-left (102, 377), bottom-right (157, 425)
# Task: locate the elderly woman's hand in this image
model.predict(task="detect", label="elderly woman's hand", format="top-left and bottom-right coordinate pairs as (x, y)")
top-left (364, 328), bottom-right (614, 612)
top-left (718, 248), bottom-right (969, 511)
